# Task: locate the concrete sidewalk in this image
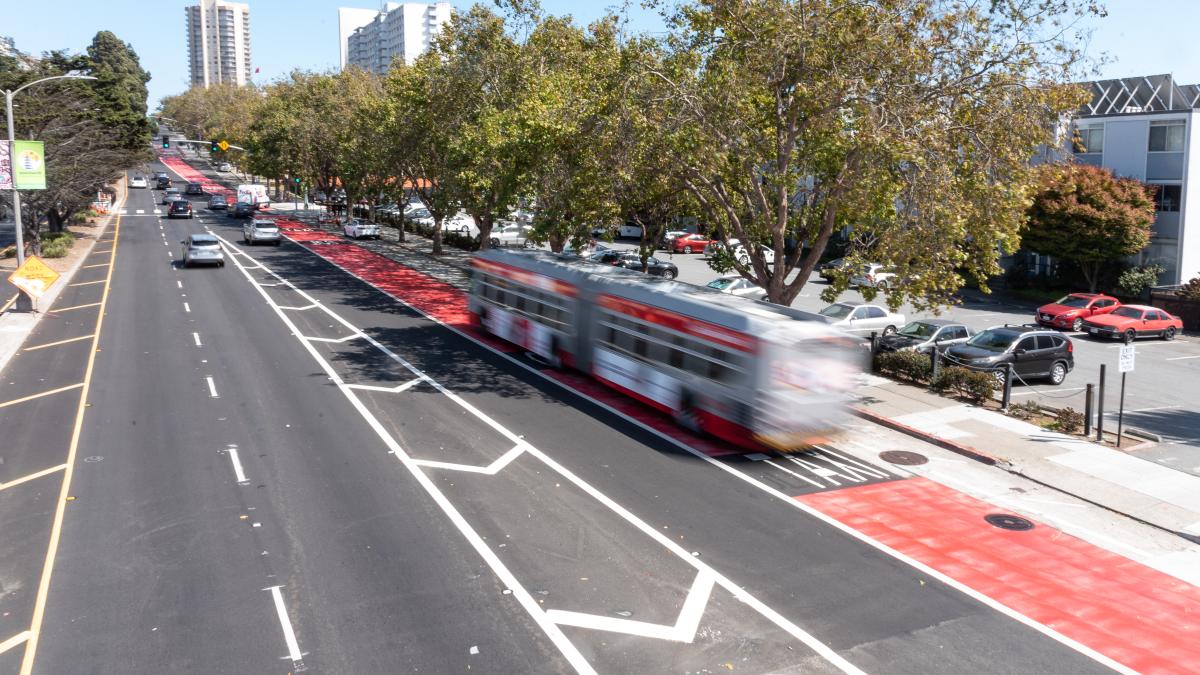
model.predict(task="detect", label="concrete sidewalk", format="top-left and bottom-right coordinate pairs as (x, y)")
top-left (857, 379), bottom-right (1200, 543)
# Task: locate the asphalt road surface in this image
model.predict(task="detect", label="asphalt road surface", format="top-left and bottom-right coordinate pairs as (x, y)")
top-left (2, 162), bottom-right (1138, 673)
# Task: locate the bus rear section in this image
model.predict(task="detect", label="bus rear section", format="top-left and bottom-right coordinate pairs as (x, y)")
top-left (469, 255), bottom-right (581, 367)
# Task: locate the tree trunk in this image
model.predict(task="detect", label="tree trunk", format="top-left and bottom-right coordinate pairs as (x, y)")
top-left (431, 217), bottom-right (444, 255)
top-left (1083, 262), bottom-right (1100, 293)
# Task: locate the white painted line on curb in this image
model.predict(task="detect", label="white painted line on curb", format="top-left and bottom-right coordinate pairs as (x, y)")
top-left (206, 376), bottom-right (219, 398)
top-left (193, 332), bottom-right (202, 347)
top-left (227, 445), bottom-right (248, 484)
top-left (264, 586), bottom-right (303, 663)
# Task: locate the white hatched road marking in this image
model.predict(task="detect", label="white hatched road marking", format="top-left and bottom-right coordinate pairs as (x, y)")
top-left (214, 232), bottom-right (864, 675)
top-left (244, 230), bottom-right (1143, 675)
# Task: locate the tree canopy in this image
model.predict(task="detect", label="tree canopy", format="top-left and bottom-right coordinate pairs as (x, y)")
top-left (1023, 163), bottom-right (1155, 292)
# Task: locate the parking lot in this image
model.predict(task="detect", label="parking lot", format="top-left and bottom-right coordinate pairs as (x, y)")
top-left (598, 239), bottom-right (1200, 476)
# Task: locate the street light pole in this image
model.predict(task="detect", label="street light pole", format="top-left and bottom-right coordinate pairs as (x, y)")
top-left (4, 74), bottom-right (97, 312)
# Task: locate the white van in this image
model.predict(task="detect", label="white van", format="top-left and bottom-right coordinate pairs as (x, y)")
top-left (237, 184), bottom-right (270, 210)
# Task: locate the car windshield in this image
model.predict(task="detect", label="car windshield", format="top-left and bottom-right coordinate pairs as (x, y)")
top-left (1055, 295), bottom-right (1091, 308)
top-left (819, 304), bottom-right (853, 319)
top-left (966, 329), bottom-right (1016, 352)
top-left (706, 278), bottom-right (736, 290)
top-left (1111, 307), bottom-right (1142, 318)
top-left (898, 322), bottom-right (938, 338)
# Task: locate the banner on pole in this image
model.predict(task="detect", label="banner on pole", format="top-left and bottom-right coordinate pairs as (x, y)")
top-left (0, 141), bottom-right (12, 190)
top-left (12, 140), bottom-right (46, 190)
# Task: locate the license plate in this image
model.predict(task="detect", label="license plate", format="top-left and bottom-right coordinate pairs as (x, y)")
top-left (1089, 327), bottom-right (1098, 334)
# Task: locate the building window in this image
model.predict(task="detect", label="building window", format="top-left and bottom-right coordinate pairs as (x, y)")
top-left (1074, 123), bottom-right (1103, 154)
top-left (1149, 120), bottom-right (1185, 152)
top-left (1152, 184), bottom-right (1181, 212)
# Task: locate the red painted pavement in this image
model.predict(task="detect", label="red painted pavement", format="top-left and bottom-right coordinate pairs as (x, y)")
top-left (159, 155), bottom-right (233, 197)
top-left (800, 477), bottom-right (1200, 674)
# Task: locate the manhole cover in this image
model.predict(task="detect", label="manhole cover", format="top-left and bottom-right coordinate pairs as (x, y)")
top-left (879, 450), bottom-right (928, 466)
top-left (984, 513), bottom-right (1034, 531)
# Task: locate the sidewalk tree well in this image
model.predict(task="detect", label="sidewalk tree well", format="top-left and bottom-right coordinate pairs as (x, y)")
top-left (650, 0), bottom-right (1097, 308)
top-left (1023, 163), bottom-right (1155, 293)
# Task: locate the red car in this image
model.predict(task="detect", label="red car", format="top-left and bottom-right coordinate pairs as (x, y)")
top-left (671, 233), bottom-right (719, 254)
top-left (1035, 293), bottom-right (1119, 332)
top-left (1081, 304), bottom-right (1183, 342)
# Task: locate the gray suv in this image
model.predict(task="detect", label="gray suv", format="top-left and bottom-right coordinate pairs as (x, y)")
top-left (944, 325), bottom-right (1074, 385)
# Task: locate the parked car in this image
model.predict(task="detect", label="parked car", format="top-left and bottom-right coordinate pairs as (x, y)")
top-left (161, 188), bottom-right (182, 205)
top-left (406, 207), bottom-right (434, 228)
top-left (671, 233), bottom-right (720, 254)
top-left (587, 250), bottom-right (626, 266)
top-left (208, 195), bottom-right (229, 210)
top-left (228, 201), bottom-right (255, 218)
top-left (877, 319), bottom-right (975, 354)
top-left (344, 219), bottom-right (382, 240)
top-left (129, 175), bottom-right (147, 189)
top-left (617, 253), bottom-right (678, 280)
top-left (180, 233), bottom-right (225, 268)
top-left (850, 263), bottom-right (898, 289)
top-left (944, 325), bottom-right (1074, 385)
top-left (705, 275), bottom-right (766, 298)
top-left (1035, 293), bottom-right (1120, 332)
top-left (490, 223), bottom-right (535, 248)
top-left (661, 230), bottom-right (692, 250)
top-left (704, 238), bottom-right (776, 265)
top-left (167, 200), bottom-right (193, 219)
top-left (185, 182), bottom-right (205, 195)
top-left (1081, 305), bottom-right (1183, 342)
top-left (442, 212), bottom-right (477, 236)
top-left (817, 257), bottom-right (851, 282)
top-left (218, 162), bottom-right (233, 172)
top-left (818, 302), bottom-right (905, 336)
top-left (243, 218), bottom-right (282, 246)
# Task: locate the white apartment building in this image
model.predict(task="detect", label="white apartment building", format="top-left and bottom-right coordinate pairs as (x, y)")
top-left (186, 0), bottom-right (252, 88)
top-left (339, 2), bottom-right (452, 74)
top-left (1068, 74), bottom-right (1200, 286)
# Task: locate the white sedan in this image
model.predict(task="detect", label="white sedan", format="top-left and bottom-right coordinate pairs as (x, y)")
top-left (129, 175), bottom-right (148, 189)
top-left (705, 275), bottom-right (766, 299)
top-left (490, 223), bottom-right (535, 248)
top-left (344, 219), bottom-right (382, 240)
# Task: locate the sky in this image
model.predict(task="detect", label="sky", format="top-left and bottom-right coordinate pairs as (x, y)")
top-left (4, 0), bottom-right (1199, 110)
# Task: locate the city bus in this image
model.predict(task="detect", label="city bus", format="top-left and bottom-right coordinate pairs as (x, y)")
top-left (469, 249), bottom-right (865, 451)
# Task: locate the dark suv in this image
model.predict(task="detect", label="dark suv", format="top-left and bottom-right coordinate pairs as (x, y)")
top-left (156, 175), bottom-right (172, 189)
top-left (943, 325), bottom-right (1074, 385)
top-left (185, 182), bottom-right (205, 195)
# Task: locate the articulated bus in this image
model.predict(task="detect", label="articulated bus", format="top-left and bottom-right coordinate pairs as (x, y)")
top-left (469, 249), bottom-right (866, 451)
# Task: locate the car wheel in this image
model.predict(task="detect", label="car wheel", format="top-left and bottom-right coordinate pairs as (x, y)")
top-left (1164, 326), bottom-right (1177, 341)
top-left (1071, 317), bottom-right (1083, 332)
top-left (738, 255), bottom-right (750, 266)
top-left (683, 246), bottom-right (693, 254)
top-left (1048, 361), bottom-right (1067, 385)
top-left (243, 237), bottom-right (249, 244)
top-left (1123, 329), bottom-right (1136, 343)
top-left (877, 280), bottom-right (890, 291)
top-left (883, 325), bottom-right (897, 336)
top-left (489, 238), bottom-right (500, 248)
top-left (661, 269), bottom-right (676, 280)
top-left (522, 240), bottom-right (536, 249)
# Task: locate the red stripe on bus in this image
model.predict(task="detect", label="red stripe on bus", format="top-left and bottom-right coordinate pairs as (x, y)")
top-left (597, 294), bottom-right (758, 354)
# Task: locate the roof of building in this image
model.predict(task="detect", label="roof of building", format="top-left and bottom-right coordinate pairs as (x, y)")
top-left (1081, 74), bottom-right (1200, 117)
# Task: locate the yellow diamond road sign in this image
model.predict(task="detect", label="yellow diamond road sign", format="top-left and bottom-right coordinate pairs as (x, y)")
top-left (8, 255), bottom-right (61, 299)
top-left (218, 140), bottom-right (230, 152)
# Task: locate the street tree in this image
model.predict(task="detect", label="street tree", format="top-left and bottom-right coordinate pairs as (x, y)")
top-left (1023, 163), bottom-right (1155, 292)
top-left (651, 0), bottom-right (1097, 308)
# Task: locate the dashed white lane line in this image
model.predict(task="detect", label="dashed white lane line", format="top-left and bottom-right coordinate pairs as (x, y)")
top-left (193, 332), bottom-right (202, 347)
top-left (264, 586), bottom-right (304, 664)
top-left (226, 445), bottom-right (248, 484)
top-left (205, 376), bottom-right (219, 398)
top-left (177, 280), bottom-right (183, 289)
top-left (183, 302), bottom-right (191, 313)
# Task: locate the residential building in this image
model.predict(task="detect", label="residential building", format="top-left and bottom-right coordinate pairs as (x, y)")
top-left (1065, 74), bottom-right (1200, 286)
top-left (186, 0), bottom-right (252, 88)
top-left (340, 2), bottom-right (452, 75)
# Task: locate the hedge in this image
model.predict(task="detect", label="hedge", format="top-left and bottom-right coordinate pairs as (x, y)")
top-left (929, 366), bottom-right (995, 404)
top-left (873, 351), bottom-right (932, 383)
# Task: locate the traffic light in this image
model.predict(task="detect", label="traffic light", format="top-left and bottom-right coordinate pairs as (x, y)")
top-left (210, 139), bottom-right (220, 153)
top-left (161, 135), bottom-right (170, 149)
top-left (293, 177), bottom-right (301, 185)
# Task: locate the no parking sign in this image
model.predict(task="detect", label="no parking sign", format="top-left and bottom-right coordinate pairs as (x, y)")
top-left (1118, 344), bottom-right (1135, 373)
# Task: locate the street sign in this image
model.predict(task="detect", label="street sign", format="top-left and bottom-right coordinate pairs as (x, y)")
top-left (1119, 344), bottom-right (1136, 373)
top-left (0, 141), bottom-right (12, 190)
top-left (12, 140), bottom-right (46, 190)
top-left (7, 254), bottom-right (60, 299)
top-left (218, 140), bottom-right (230, 152)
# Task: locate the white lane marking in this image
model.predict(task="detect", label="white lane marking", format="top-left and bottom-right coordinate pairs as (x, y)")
top-left (547, 569), bottom-right (715, 642)
top-left (1010, 387), bottom-right (1085, 396)
top-left (1106, 341), bottom-right (1182, 348)
top-left (220, 237), bottom-right (866, 675)
top-left (227, 445), bottom-right (248, 484)
top-left (262, 234), bottom-right (1142, 675)
top-left (193, 332), bottom-right (203, 347)
top-left (135, 209), bottom-right (145, 214)
top-left (411, 444), bottom-right (527, 475)
top-left (345, 377), bottom-right (425, 394)
top-left (177, 280), bottom-right (183, 289)
top-left (206, 376), bottom-right (219, 398)
top-left (1102, 405), bottom-right (1178, 415)
top-left (0, 631), bottom-right (30, 655)
top-left (1166, 355), bottom-right (1200, 361)
top-left (264, 586), bottom-right (303, 663)
top-left (301, 333), bottom-right (363, 344)
top-left (183, 302), bottom-right (191, 313)
top-left (763, 459), bottom-right (825, 488)
top-left (278, 303), bottom-right (319, 311)
top-left (154, 209), bottom-right (161, 214)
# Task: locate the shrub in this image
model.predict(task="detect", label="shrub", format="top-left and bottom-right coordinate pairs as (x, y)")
top-left (874, 350), bottom-right (932, 383)
top-left (41, 238), bottom-right (71, 258)
top-left (0, 245), bottom-right (14, 259)
top-left (42, 231), bottom-right (74, 245)
top-left (1057, 407), bottom-right (1084, 434)
top-left (1181, 277), bottom-right (1200, 301)
top-left (931, 366), bottom-right (994, 403)
top-left (69, 211), bottom-right (89, 225)
top-left (1117, 264), bottom-right (1164, 297)
top-left (1009, 399), bottom-right (1041, 420)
